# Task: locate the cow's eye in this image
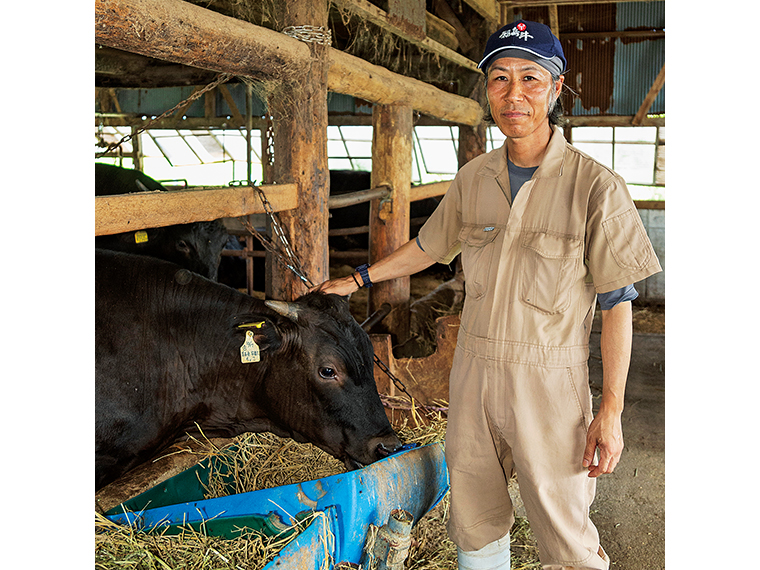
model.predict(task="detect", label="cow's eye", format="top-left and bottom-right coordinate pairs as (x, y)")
top-left (318, 367), bottom-right (337, 380)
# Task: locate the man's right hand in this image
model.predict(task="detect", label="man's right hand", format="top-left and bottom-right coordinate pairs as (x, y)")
top-left (311, 274), bottom-right (360, 297)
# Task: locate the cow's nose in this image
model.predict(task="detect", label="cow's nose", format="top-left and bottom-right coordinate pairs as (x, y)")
top-left (375, 438), bottom-right (402, 458)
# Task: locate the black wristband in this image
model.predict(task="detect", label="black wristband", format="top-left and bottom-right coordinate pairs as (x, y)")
top-left (355, 263), bottom-right (372, 288)
top-left (351, 272), bottom-right (362, 289)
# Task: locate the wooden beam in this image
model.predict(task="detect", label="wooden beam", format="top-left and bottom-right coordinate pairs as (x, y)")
top-left (328, 49), bottom-right (482, 125)
top-left (433, 0), bottom-right (477, 55)
top-left (632, 63), bottom-right (665, 126)
top-left (564, 115), bottom-right (664, 127)
top-left (95, 0), bottom-right (483, 126)
top-left (333, 0), bottom-right (479, 72)
top-left (95, 0), bottom-right (310, 80)
top-left (96, 113), bottom-right (266, 129)
top-left (95, 184), bottom-right (298, 236)
top-left (426, 11), bottom-right (459, 51)
top-left (411, 180), bottom-right (452, 201)
top-left (548, 4), bottom-right (559, 38)
top-left (464, 0), bottom-right (499, 23)
top-left (96, 45), bottom-right (220, 88)
top-left (560, 30), bottom-right (664, 40)
top-left (504, 0), bottom-right (654, 6)
top-left (217, 84), bottom-right (245, 127)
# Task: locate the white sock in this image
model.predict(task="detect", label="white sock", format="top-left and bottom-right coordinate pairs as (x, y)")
top-left (456, 533), bottom-right (510, 570)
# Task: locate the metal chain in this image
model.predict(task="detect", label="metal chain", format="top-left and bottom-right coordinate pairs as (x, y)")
top-left (96, 73), bottom-right (233, 158)
top-left (239, 184), bottom-right (314, 288)
top-left (282, 25), bottom-right (332, 46)
top-left (240, 186), bottom-right (422, 410)
top-left (372, 353), bottom-right (418, 405)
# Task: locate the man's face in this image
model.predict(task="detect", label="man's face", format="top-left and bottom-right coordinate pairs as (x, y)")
top-left (486, 57), bottom-right (564, 142)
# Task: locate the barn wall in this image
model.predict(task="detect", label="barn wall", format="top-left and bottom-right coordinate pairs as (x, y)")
top-left (515, 1), bottom-right (665, 117)
top-left (636, 206), bottom-right (665, 302)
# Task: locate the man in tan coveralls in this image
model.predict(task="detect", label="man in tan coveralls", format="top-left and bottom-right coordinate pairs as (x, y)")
top-left (315, 20), bottom-right (661, 570)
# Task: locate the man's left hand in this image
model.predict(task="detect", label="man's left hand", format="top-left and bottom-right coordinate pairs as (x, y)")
top-left (583, 407), bottom-right (624, 478)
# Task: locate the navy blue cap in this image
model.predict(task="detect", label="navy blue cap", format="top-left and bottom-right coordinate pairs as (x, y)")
top-left (478, 20), bottom-right (566, 77)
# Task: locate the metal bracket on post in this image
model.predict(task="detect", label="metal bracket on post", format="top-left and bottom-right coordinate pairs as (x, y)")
top-left (376, 181), bottom-right (394, 221)
top-left (361, 509), bottom-right (414, 570)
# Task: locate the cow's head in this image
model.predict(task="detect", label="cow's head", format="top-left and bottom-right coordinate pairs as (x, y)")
top-left (172, 221), bottom-right (229, 281)
top-left (232, 292), bottom-right (401, 469)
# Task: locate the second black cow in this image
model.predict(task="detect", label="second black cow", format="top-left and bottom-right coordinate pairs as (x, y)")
top-left (95, 163), bottom-right (228, 280)
top-left (95, 249), bottom-right (401, 490)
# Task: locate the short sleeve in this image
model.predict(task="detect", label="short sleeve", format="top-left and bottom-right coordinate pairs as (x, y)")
top-left (586, 177), bottom-right (662, 294)
top-left (417, 177), bottom-right (463, 265)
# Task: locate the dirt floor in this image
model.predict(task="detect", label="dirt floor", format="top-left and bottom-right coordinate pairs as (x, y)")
top-left (587, 313), bottom-right (665, 569)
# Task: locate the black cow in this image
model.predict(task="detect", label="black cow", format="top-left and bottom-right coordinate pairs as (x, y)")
top-left (95, 163), bottom-right (228, 280)
top-left (95, 249), bottom-right (401, 490)
top-left (328, 170), bottom-right (442, 251)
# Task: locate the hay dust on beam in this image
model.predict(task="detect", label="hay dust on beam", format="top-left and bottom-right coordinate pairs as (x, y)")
top-left (95, 414), bottom-right (540, 569)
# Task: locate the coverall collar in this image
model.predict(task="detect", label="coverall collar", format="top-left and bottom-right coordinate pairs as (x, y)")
top-left (478, 125), bottom-right (567, 183)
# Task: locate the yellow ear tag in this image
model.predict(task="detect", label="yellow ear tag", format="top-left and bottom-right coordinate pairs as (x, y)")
top-left (240, 330), bottom-right (261, 363)
top-left (237, 321), bottom-right (265, 329)
top-left (134, 230), bottom-right (149, 244)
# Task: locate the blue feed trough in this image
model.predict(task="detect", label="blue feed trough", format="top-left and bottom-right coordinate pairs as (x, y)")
top-left (106, 442), bottom-right (449, 569)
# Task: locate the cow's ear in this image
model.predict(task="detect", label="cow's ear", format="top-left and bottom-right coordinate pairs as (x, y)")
top-left (232, 315), bottom-right (283, 353)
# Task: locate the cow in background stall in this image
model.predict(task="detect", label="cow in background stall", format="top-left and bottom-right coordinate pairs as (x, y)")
top-left (95, 249), bottom-right (401, 490)
top-left (95, 163), bottom-right (228, 281)
top-left (328, 170), bottom-right (442, 251)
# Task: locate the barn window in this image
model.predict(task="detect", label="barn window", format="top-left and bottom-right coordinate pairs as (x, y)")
top-left (327, 126), bottom-right (373, 171)
top-left (95, 124), bottom-right (663, 200)
top-left (571, 126), bottom-right (664, 201)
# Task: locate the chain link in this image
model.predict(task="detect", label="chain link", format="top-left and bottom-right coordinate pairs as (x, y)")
top-left (238, 184), bottom-right (314, 288)
top-left (239, 184), bottom-right (422, 412)
top-left (372, 353), bottom-right (417, 405)
top-left (282, 25), bottom-right (332, 46)
top-left (96, 73), bottom-right (233, 158)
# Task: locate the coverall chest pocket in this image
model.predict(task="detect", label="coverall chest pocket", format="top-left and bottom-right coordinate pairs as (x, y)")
top-left (458, 226), bottom-right (501, 300)
top-left (519, 232), bottom-right (582, 314)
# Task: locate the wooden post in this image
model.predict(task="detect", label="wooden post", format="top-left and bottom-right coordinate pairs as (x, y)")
top-left (267, 0), bottom-right (330, 301)
top-left (458, 82), bottom-right (487, 167)
top-left (368, 103), bottom-right (413, 342)
top-left (548, 5), bottom-right (559, 39)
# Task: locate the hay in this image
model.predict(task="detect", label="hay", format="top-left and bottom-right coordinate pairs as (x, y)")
top-left (95, 415), bottom-right (540, 569)
top-left (408, 496), bottom-right (540, 570)
top-left (202, 432), bottom-right (346, 499)
top-left (95, 509), bottom-right (320, 570)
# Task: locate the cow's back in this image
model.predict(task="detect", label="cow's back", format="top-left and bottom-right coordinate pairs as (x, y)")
top-left (95, 250), bottom-right (253, 487)
top-left (96, 250), bottom-right (400, 490)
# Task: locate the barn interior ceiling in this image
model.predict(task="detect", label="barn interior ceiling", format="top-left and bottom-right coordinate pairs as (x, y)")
top-left (95, 0), bottom-right (665, 122)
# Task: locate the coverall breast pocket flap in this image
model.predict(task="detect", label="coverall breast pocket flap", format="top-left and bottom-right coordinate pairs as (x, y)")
top-left (458, 226), bottom-right (501, 299)
top-left (519, 232), bottom-right (581, 314)
top-left (521, 231), bottom-right (581, 259)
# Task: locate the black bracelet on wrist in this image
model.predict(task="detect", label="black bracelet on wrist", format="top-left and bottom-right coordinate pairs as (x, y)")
top-left (351, 272), bottom-right (362, 289)
top-left (355, 263), bottom-right (372, 288)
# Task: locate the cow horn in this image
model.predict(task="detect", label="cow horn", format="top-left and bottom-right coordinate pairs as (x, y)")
top-left (264, 300), bottom-right (301, 322)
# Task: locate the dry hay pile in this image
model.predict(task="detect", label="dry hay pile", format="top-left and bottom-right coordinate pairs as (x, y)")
top-left (95, 510), bottom-right (319, 570)
top-left (95, 413), bottom-right (540, 569)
